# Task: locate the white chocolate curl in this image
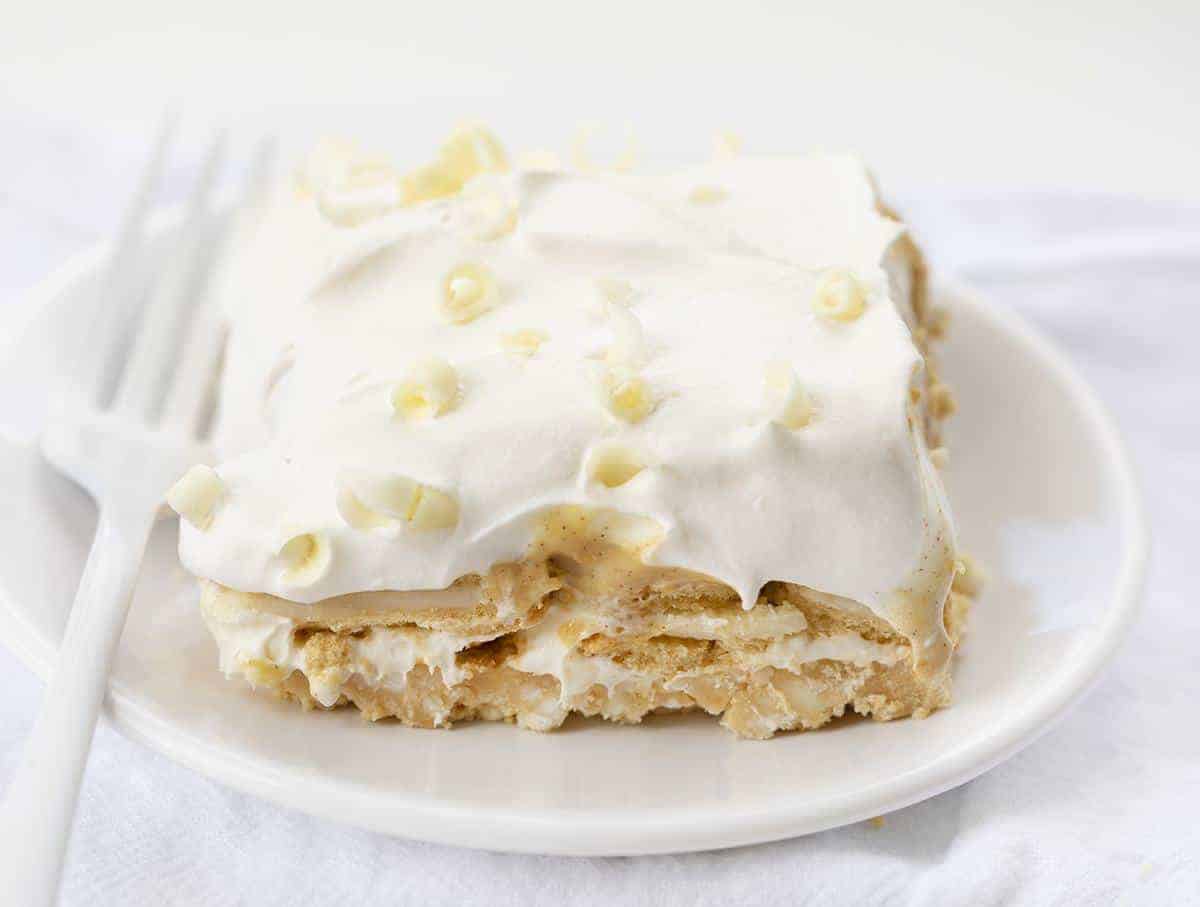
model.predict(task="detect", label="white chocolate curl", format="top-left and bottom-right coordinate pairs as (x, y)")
top-left (409, 486), bottom-right (459, 530)
top-left (277, 532), bottom-right (332, 587)
top-left (336, 486), bottom-right (399, 530)
top-left (166, 465), bottom-right (225, 530)
top-left (441, 263), bottom-right (499, 324)
top-left (586, 442), bottom-right (649, 488)
top-left (300, 137), bottom-right (403, 227)
top-left (604, 302), bottom-right (647, 371)
top-left (438, 123), bottom-right (509, 183)
top-left (392, 357), bottom-right (460, 421)
top-left (763, 362), bottom-right (813, 429)
top-left (600, 371), bottom-right (655, 424)
top-left (336, 471), bottom-right (458, 532)
top-left (812, 269), bottom-right (868, 322)
top-left (400, 123), bottom-right (510, 205)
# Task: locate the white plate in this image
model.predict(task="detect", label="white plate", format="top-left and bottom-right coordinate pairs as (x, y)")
top-left (0, 228), bottom-right (1147, 856)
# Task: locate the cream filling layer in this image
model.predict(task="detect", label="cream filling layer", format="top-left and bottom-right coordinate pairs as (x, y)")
top-left (201, 599), bottom-right (906, 713)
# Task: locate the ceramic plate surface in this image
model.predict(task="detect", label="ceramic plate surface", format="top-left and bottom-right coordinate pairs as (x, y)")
top-left (0, 224), bottom-right (1146, 855)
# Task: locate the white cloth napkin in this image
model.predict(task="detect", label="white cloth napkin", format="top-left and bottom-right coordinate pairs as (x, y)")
top-left (1, 109), bottom-right (1197, 906)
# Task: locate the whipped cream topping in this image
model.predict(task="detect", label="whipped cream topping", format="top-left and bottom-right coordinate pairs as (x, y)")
top-left (179, 136), bottom-right (956, 654)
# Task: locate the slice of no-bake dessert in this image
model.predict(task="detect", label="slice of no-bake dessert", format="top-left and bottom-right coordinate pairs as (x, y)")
top-left (167, 126), bottom-right (978, 738)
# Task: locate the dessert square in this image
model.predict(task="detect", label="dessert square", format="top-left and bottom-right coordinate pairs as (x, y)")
top-left (169, 126), bottom-right (977, 738)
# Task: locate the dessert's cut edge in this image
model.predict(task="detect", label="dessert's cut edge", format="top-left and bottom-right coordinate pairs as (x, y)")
top-left (180, 134), bottom-right (975, 740)
top-left (198, 562), bottom-right (977, 740)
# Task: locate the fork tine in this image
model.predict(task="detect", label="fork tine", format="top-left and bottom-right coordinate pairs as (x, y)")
top-left (160, 135), bottom-right (278, 439)
top-left (80, 113), bottom-right (177, 404)
top-left (112, 130), bottom-right (227, 421)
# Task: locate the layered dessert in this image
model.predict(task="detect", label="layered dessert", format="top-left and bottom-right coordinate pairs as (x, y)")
top-left (167, 126), bottom-right (978, 738)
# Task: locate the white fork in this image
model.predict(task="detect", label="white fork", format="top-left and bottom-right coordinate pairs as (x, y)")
top-left (0, 122), bottom-right (271, 906)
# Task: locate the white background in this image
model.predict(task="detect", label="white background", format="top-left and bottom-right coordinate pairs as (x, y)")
top-left (3, 0), bottom-right (1199, 198)
top-left (2, 3), bottom-right (1199, 905)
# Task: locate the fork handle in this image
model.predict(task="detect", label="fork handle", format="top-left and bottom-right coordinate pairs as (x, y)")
top-left (1, 504), bottom-right (155, 906)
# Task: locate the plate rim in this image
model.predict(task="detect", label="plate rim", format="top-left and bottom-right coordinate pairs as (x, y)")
top-left (0, 236), bottom-right (1149, 856)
